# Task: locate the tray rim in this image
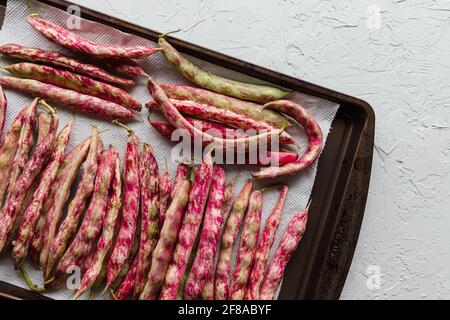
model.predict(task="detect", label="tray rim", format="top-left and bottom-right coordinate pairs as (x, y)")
top-left (0, 0), bottom-right (375, 300)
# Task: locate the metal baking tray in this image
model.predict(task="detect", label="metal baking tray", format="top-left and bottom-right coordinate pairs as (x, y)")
top-left (0, 0), bottom-right (374, 300)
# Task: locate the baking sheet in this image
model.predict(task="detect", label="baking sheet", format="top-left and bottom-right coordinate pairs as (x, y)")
top-left (0, 0), bottom-right (339, 299)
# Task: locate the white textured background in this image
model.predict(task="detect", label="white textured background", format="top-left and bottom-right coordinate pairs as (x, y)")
top-left (23, 0), bottom-right (450, 299)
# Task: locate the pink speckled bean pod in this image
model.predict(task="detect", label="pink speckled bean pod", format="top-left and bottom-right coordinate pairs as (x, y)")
top-left (151, 119), bottom-right (297, 167)
top-left (259, 206), bottom-right (309, 300)
top-left (0, 77), bottom-right (134, 121)
top-left (102, 58), bottom-right (149, 77)
top-left (56, 147), bottom-right (116, 277)
top-left (41, 138), bottom-right (91, 276)
top-left (0, 84), bottom-right (6, 138)
top-left (5, 99), bottom-right (38, 202)
top-left (159, 149), bottom-right (214, 300)
top-left (4, 63), bottom-right (141, 111)
top-left (107, 131), bottom-right (141, 288)
top-left (75, 149), bottom-right (121, 298)
top-left (0, 131), bottom-right (55, 252)
top-left (46, 128), bottom-right (100, 277)
top-left (134, 143), bottom-right (160, 296)
top-left (0, 44), bottom-right (135, 87)
top-left (160, 84), bottom-right (290, 130)
top-left (150, 118), bottom-right (249, 140)
top-left (147, 77), bottom-right (282, 153)
top-left (215, 180), bottom-right (253, 300)
top-left (171, 163), bottom-right (189, 200)
top-left (27, 16), bottom-right (160, 59)
top-left (29, 138), bottom-right (90, 265)
top-left (246, 186), bottom-right (288, 300)
top-left (158, 37), bottom-right (290, 103)
top-left (12, 118), bottom-right (73, 268)
top-left (184, 166), bottom-right (225, 300)
top-left (36, 113), bottom-right (51, 145)
top-left (201, 171), bottom-right (238, 300)
top-left (27, 15), bottom-right (159, 59)
top-left (0, 108), bottom-right (28, 206)
top-left (252, 100), bottom-right (323, 179)
top-left (229, 190), bottom-right (263, 300)
top-left (158, 163), bottom-right (170, 228)
top-left (114, 256), bottom-right (138, 300)
top-left (139, 179), bottom-right (190, 300)
top-left (146, 99), bottom-right (295, 145)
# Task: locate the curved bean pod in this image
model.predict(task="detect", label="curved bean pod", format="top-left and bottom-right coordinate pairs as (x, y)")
top-left (259, 206), bottom-right (309, 300)
top-left (12, 118), bottom-right (73, 268)
top-left (246, 186), bottom-right (288, 300)
top-left (146, 99), bottom-right (295, 145)
top-left (41, 137), bottom-right (91, 276)
top-left (0, 84), bottom-right (6, 138)
top-left (139, 179), bottom-right (190, 300)
top-left (114, 256), bottom-right (138, 300)
top-left (27, 16), bottom-right (160, 59)
top-left (252, 100), bottom-right (323, 179)
top-left (0, 77), bottom-right (134, 121)
top-left (0, 131), bottom-right (55, 252)
top-left (0, 44), bottom-right (135, 86)
top-left (4, 63), bottom-right (141, 111)
top-left (215, 180), bottom-right (253, 300)
top-left (148, 77), bottom-right (282, 152)
top-left (171, 163), bottom-right (189, 200)
top-left (158, 163), bottom-right (170, 228)
top-left (161, 84), bottom-right (290, 129)
top-left (201, 171), bottom-right (238, 300)
top-left (75, 149), bottom-right (122, 298)
top-left (158, 37), bottom-right (290, 103)
top-left (56, 147), bottom-right (116, 277)
top-left (102, 58), bottom-right (149, 77)
top-left (0, 108), bottom-right (28, 206)
top-left (134, 143), bottom-right (160, 296)
top-left (107, 133), bottom-right (141, 287)
top-left (184, 166), bottom-right (226, 300)
top-left (160, 149), bottom-right (214, 300)
top-left (46, 128), bottom-right (100, 278)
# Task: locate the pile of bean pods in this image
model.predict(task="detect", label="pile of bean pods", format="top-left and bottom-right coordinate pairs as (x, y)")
top-left (0, 13), bottom-right (324, 300)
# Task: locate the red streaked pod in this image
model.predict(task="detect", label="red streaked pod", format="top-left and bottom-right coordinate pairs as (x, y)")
top-left (107, 128), bottom-right (141, 288)
top-left (56, 147), bottom-right (116, 277)
top-left (159, 148), bottom-right (214, 300)
top-left (252, 100), bottom-right (323, 179)
top-left (158, 163), bottom-right (170, 228)
top-left (3, 63), bottom-right (142, 111)
top-left (259, 206), bottom-right (309, 300)
top-left (41, 138), bottom-right (91, 276)
top-left (102, 58), bottom-right (149, 77)
top-left (149, 118), bottom-right (249, 140)
top-left (134, 144), bottom-right (160, 296)
top-left (0, 131), bottom-right (55, 252)
top-left (0, 77), bottom-right (134, 121)
top-left (27, 16), bottom-right (161, 59)
top-left (229, 190), bottom-right (263, 300)
top-left (5, 99), bottom-right (38, 201)
top-left (46, 127), bottom-right (100, 272)
top-left (160, 84), bottom-right (290, 129)
top-left (139, 180), bottom-right (191, 300)
top-left (29, 138), bottom-right (90, 265)
top-left (171, 163), bottom-right (189, 200)
top-left (0, 108), bottom-right (28, 205)
top-left (215, 180), bottom-right (253, 300)
top-left (0, 84), bottom-right (6, 138)
top-left (184, 166), bottom-right (226, 300)
top-left (201, 171), bottom-right (238, 300)
top-left (146, 99), bottom-right (295, 145)
top-left (0, 44), bottom-right (135, 87)
top-left (36, 113), bottom-right (51, 145)
top-left (114, 256), bottom-right (138, 300)
top-left (75, 149), bottom-right (122, 298)
top-left (246, 186), bottom-right (288, 300)
top-left (147, 77), bottom-right (283, 152)
top-left (12, 118), bottom-right (73, 268)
